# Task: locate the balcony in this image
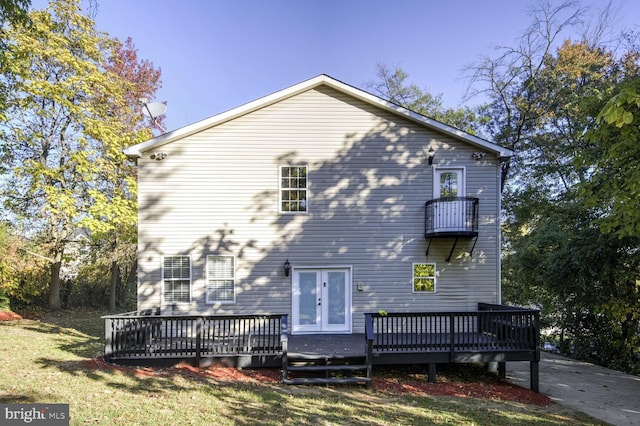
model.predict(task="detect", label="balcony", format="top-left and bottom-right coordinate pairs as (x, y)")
top-left (424, 196), bottom-right (479, 261)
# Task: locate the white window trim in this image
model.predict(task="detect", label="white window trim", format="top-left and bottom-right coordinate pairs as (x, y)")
top-left (412, 262), bottom-right (437, 294)
top-left (206, 255), bottom-right (236, 304)
top-left (161, 255), bottom-right (192, 304)
top-left (279, 165), bottom-right (309, 214)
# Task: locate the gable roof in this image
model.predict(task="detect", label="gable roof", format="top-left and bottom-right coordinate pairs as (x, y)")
top-left (124, 74), bottom-right (513, 159)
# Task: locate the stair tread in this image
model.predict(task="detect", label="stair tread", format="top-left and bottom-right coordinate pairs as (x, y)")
top-left (283, 377), bottom-right (371, 385)
top-left (287, 355), bottom-right (366, 361)
top-left (287, 364), bottom-right (368, 371)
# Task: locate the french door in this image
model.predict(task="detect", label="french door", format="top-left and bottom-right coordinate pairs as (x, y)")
top-left (292, 268), bottom-right (351, 334)
top-left (434, 168), bottom-right (466, 231)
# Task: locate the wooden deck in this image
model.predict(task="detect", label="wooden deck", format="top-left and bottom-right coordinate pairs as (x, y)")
top-left (102, 304), bottom-right (540, 391)
top-left (289, 332), bottom-right (508, 357)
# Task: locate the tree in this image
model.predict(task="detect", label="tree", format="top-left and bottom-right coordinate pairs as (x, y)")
top-left (0, 0), bottom-right (30, 32)
top-left (0, 0), bottom-right (161, 310)
top-left (0, 0), bottom-right (30, 116)
top-left (465, 0), bottom-right (586, 189)
top-left (87, 37), bottom-right (162, 311)
top-left (580, 75), bottom-right (640, 238)
top-left (469, 0), bottom-right (640, 372)
top-left (0, 223), bottom-right (48, 310)
top-left (502, 194), bottom-right (640, 371)
top-left (367, 64), bottom-right (488, 135)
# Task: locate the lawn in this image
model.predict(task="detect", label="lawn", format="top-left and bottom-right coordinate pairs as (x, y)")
top-left (0, 310), bottom-right (605, 425)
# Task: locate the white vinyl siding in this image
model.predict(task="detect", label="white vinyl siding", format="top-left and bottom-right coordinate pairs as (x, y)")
top-left (162, 256), bottom-right (191, 303)
top-left (137, 85), bottom-right (502, 329)
top-left (280, 166), bottom-right (308, 213)
top-left (206, 255), bottom-right (235, 303)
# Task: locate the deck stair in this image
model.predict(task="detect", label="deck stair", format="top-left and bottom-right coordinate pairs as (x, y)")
top-left (282, 355), bottom-right (371, 386)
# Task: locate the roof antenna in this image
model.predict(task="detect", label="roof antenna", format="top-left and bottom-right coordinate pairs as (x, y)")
top-left (140, 98), bottom-right (167, 133)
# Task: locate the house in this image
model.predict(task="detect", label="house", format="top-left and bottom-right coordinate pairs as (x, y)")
top-left (112, 75), bottom-right (542, 389)
top-left (123, 74), bottom-right (513, 335)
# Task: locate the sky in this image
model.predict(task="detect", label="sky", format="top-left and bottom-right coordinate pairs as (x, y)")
top-left (34, 0), bottom-right (640, 132)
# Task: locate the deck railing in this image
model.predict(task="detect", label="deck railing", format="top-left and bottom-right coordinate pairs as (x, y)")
top-left (364, 303), bottom-right (539, 355)
top-left (477, 303), bottom-right (540, 351)
top-left (364, 304), bottom-right (540, 392)
top-left (103, 310), bottom-right (288, 365)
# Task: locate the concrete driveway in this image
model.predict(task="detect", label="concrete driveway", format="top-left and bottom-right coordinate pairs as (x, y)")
top-left (507, 352), bottom-right (640, 425)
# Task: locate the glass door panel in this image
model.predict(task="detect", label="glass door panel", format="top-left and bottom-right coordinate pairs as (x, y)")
top-left (325, 271), bottom-right (346, 326)
top-left (292, 271), bottom-right (321, 332)
top-left (298, 272), bottom-right (319, 326)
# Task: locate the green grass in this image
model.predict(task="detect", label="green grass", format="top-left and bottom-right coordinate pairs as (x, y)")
top-left (0, 311), bottom-right (606, 425)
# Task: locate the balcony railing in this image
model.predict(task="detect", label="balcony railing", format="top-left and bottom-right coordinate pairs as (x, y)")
top-left (425, 196), bottom-right (479, 238)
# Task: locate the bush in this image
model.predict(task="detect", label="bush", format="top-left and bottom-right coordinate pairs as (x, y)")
top-left (0, 292), bottom-right (10, 311)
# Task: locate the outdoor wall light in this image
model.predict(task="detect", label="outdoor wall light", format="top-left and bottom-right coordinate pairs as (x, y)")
top-left (427, 147), bottom-right (435, 166)
top-left (472, 151), bottom-right (486, 161)
top-left (149, 152), bottom-right (167, 161)
top-left (283, 259), bottom-right (291, 277)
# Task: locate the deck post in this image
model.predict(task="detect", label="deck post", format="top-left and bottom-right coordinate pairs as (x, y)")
top-left (194, 317), bottom-right (203, 367)
top-left (531, 309), bottom-right (540, 392)
top-left (530, 360), bottom-right (539, 393)
top-left (498, 362), bottom-right (506, 378)
top-left (281, 314), bottom-right (289, 381)
top-left (449, 313), bottom-right (455, 360)
top-left (364, 313), bottom-right (374, 385)
top-left (104, 317), bottom-right (113, 361)
top-left (428, 363), bottom-right (437, 383)
top-left (366, 338), bottom-right (373, 386)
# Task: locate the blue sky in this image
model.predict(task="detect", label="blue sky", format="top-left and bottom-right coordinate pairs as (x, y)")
top-left (36, 0), bottom-right (640, 131)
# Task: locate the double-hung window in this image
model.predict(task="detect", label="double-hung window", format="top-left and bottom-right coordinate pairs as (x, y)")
top-left (206, 255), bottom-right (235, 303)
top-left (163, 256), bottom-right (191, 303)
top-left (280, 166), bottom-right (308, 213)
top-left (412, 263), bottom-right (436, 293)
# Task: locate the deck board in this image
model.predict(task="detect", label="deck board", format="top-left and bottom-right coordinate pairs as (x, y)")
top-left (288, 334), bottom-right (366, 358)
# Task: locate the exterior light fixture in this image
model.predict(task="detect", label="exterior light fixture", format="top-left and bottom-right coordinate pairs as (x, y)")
top-left (472, 152), bottom-right (486, 160)
top-left (149, 152), bottom-right (167, 161)
top-left (427, 147), bottom-right (435, 166)
top-left (284, 259), bottom-right (291, 277)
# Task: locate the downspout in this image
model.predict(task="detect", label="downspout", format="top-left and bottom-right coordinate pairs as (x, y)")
top-left (496, 156), bottom-right (510, 304)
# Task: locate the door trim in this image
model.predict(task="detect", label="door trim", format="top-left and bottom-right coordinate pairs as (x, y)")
top-left (433, 167), bottom-right (467, 232)
top-left (291, 265), bottom-right (352, 335)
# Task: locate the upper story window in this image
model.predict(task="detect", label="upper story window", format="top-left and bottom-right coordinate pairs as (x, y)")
top-left (412, 263), bottom-right (436, 293)
top-left (162, 256), bottom-right (191, 303)
top-left (280, 166), bottom-right (308, 213)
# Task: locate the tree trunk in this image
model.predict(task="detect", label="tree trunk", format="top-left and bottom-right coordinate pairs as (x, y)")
top-left (48, 259), bottom-right (62, 311)
top-left (126, 259), bottom-right (137, 308)
top-left (110, 261), bottom-right (119, 311)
